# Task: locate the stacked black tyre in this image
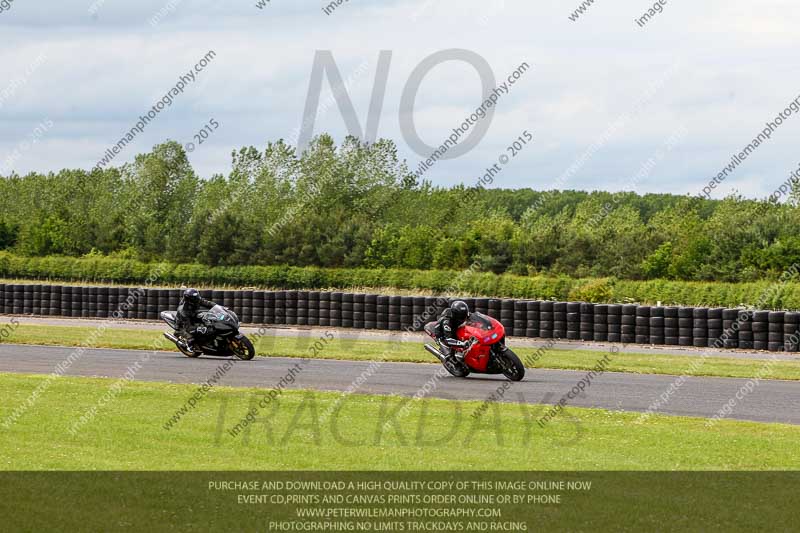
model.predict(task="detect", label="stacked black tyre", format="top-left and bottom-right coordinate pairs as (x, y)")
top-left (252, 291), bottom-right (265, 325)
top-left (489, 299), bottom-right (501, 327)
top-left (128, 287), bottom-right (141, 318)
top-left (752, 311), bottom-right (769, 351)
top-left (273, 290), bottom-right (285, 325)
top-left (154, 289), bottom-right (167, 321)
top-left (593, 304), bottom-right (608, 342)
top-left (738, 310), bottom-right (754, 350)
top-left (539, 301), bottom-right (553, 339)
top-left (131, 288), bottom-right (141, 319)
top-left (363, 294), bottom-right (377, 330)
top-left (500, 300), bottom-right (515, 336)
top-left (474, 297), bottom-right (489, 316)
top-left (607, 304), bottom-right (621, 343)
top-left (62, 285), bottom-right (73, 317)
top-left (4, 284), bottom-right (13, 314)
top-left (287, 290), bottom-right (299, 325)
top-left (5, 284), bottom-right (800, 353)
top-left (412, 296), bottom-right (426, 332)
top-left (649, 306), bottom-right (664, 346)
top-left (29, 284), bottom-right (40, 315)
top-left (635, 306), bottom-right (650, 345)
top-left (375, 296), bottom-right (388, 330)
top-left (341, 292), bottom-right (354, 329)
top-left (512, 300), bottom-right (527, 337)
top-left (784, 312), bottom-right (800, 352)
top-left (295, 291), bottom-right (307, 326)
top-left (423, 297), bottom-right (437, 331)
top-left (51, 285), bottom-right (62, 317)
top-left (579, 303), bottom-right (594, 342)
top-left (61, 286), bottom-right (72, 317)
top-left (768, 311), bottom-right (785, 352)
top-left (264, 291), bottom-right (276, 325)
top-left (308, 291), bottom-right (320, 326)
top-left (707, 308), bottom-right (723, 348)
top-left (17, 284), bottom-right (27, 314)
top-left (388, 296), bottom-right (401, 331)
top-left (526, 301), bottom-right (540, 338)
top-left (169, 289), bottom-right (181, 314)
top-left (350, 293), bottom-right (363, 329)
top-left (81, 286), bottom-right (90, 318)
top-left (663, 307), bottom-right (678, 345)
top-left (38, 285), bottom-right (49, 316)
top-left (621, 305), bottom-right (636, 344)
top-left (330, 292), bottom-right (342, 328)
top-left (566, 302), bottom-right (580, 340)
top-left (677, 307), bottom-right (693, 346)
top-left (692, 308), bottom-right (707, 348)
top-left (318, 292), bottom-right (329, 327)
top-left (552, 302), bottom-right (567, 339)
top-left (110, 287), bottom-right (120, 318)
top-left (721, 309), bottom-right (739, 349)
top-left (105, 286), bottom-right (115, 318)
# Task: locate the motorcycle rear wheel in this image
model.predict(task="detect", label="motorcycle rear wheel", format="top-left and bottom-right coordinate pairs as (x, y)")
top-left (500, 348), bottom-right (525, 381)
top-left (230, 336), bottom-right (256, 361)
top-left (177, 339), bottom-right (201, 358)
top-left (443, 358), bottom-right (470, 378)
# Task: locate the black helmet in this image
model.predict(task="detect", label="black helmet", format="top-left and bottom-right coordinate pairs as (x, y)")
top-left (450, 300), bottom-right (470, 325)
top-left (183, 288), bottom-right (200, 305)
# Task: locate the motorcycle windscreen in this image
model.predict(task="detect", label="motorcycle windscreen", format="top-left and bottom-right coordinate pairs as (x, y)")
top-left (463, 312), bottom-right (494, 331)
top-left (460, 312), bottom-right (504, 347)
top-left (205, 305), bottom-right (238, 329)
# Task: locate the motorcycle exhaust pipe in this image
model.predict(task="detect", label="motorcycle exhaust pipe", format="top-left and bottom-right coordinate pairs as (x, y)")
top-left (163, 332), bottom-right (179, 344)
top-left (424, 343), bottom-right (446, 363)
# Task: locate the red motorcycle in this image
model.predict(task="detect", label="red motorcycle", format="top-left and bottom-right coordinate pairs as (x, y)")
top-left (424, 312), bottom-right (525, 381)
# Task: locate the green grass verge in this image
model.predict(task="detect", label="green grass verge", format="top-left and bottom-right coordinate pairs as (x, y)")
top-left (1, 372), bottom-right (799, 470)
top-left (4, 324), bottom-right (800, 380)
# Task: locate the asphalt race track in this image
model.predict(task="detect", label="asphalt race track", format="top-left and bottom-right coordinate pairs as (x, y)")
top-left (1, 344), bottom-right (799, 425)
top-left (13, 316), bottom-right (798, 361)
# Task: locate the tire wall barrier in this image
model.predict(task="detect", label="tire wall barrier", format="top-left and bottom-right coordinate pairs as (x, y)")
top-left (0, 283), bottom-right (798, 352)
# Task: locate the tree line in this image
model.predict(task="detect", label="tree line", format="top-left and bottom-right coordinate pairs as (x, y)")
top-left (0, 134), bottom-right (798, 283)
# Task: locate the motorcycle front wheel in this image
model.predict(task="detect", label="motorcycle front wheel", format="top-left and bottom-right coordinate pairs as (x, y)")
top-left (230, 336), bottom-right (256, 360)
top-left (500, 348), bottom-right (525, 381)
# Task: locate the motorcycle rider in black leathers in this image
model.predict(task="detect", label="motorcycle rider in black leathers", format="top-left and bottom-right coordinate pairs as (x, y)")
top-left (176, 288), bottom-right (216, 353)
top-left (434, 300), bottom-right (472, 361)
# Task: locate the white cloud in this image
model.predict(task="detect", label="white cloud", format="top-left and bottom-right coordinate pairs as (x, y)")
top-left (0, 0), bottom-right (797, 199)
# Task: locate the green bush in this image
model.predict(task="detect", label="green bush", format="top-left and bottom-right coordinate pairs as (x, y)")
top-left (2, 252), bottom-right (800, 309)
top-left (568, 278), bottom-right (616, 303)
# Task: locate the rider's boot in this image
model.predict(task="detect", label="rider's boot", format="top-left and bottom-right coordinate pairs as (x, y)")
top-left (180, 338), bottom-right (195, 354)
top-left (185, 327), bottom-right (208, 354)
top-left (439, 343), bottom-right (454, 362)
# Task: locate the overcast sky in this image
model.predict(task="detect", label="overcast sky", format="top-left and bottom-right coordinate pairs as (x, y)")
top-left (1, 0), bottom-right (798, 199)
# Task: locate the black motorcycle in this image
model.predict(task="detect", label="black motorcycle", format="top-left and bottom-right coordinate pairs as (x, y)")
top-left (161, 304), bottom-right (256, 360)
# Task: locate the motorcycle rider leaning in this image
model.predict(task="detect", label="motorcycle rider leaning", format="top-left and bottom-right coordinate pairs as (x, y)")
top-left (176, 288), bottom-right (216, 353)
top-left (434, 300), bottom-right (472, 360)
